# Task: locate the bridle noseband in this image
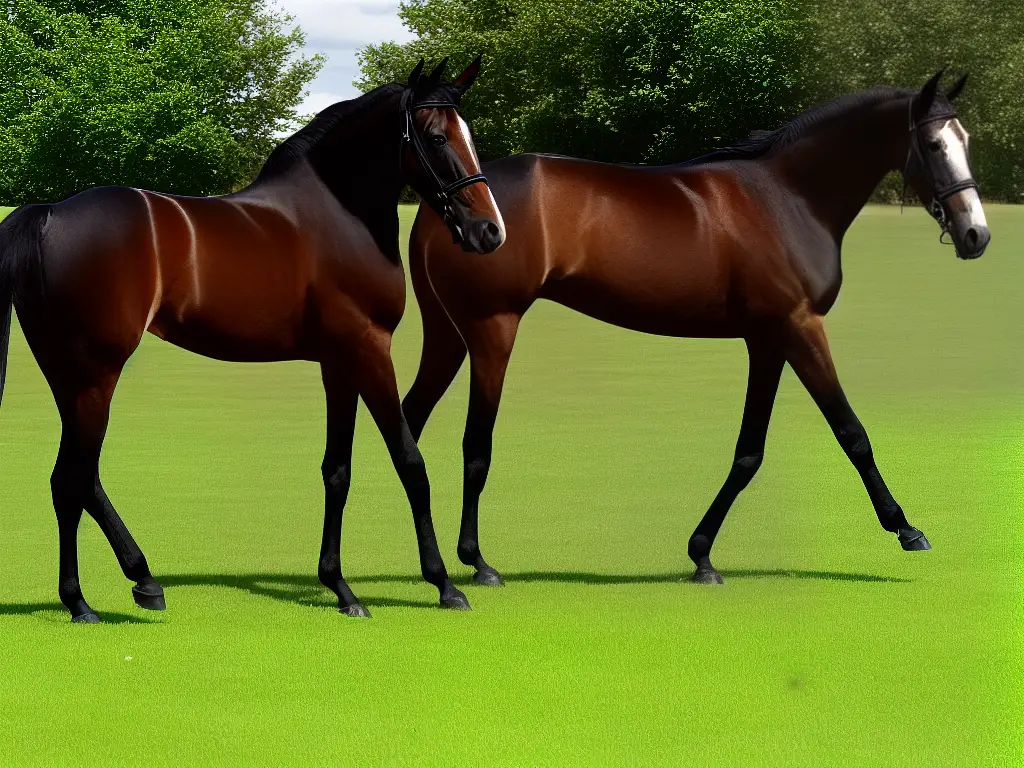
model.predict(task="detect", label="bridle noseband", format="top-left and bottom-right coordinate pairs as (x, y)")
top-left (400, 89), bottom-right (489, 240)
top-left (901, 99), bottom-right (978, 245)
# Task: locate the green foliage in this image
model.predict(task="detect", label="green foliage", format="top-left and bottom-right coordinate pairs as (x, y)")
top-left (0, 0), bottom-right (322, 203)
top-left (805, 0), bottom-right (1024, 202)
top-left (358, 0), bottom-right (807, 164)
top-left (361, 0), bottom-right (1023, 202)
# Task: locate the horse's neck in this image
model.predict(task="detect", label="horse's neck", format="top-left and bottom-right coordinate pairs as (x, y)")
top-left (774, 98), bottom-right (910, 239)
top-left (309, 108), bottom-right (405, 260)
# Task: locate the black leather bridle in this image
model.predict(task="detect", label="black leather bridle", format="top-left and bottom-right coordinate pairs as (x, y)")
top-left (400, 89), bottom-right (489, 241)
top-left (901, 100), bottom-right (979, 244)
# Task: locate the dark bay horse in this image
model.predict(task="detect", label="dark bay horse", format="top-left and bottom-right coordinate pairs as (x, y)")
top-left (403, 71), bottom-right (989, 588)
top-left (0, 58), bottom-right (505, 622)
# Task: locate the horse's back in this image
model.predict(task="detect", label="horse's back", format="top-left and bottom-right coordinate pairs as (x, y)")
top-left (415, 153), bottom-right (788, 336)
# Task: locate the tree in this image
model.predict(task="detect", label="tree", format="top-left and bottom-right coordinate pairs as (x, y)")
top-left (0, 0), bottom-right (323, 203)
top-left (800, 0), bottom-right (1023, 201)
top-left (357, 0), bottom-right (808, 165)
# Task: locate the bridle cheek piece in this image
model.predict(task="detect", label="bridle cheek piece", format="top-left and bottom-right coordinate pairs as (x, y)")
top-left (400, 90), bottom-right (489, 242)
top-left (901, 102), bottom-right (978, 246)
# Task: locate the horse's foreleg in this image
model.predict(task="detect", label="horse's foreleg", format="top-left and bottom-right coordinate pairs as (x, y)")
top-left (402, 255), bottom-right (468, 442)
top-left (50, 367), bottom-right (162, 622)
top-left (317, 364), bottom-right (367, 616)
top-left (356, 326), bottom-right (470, 611)
top-left (689, 336), bottom-right (785, 584)
top-left (783, 307), bottom-right (930, 551)
top-left (458, 314), bottom-right (519, 587)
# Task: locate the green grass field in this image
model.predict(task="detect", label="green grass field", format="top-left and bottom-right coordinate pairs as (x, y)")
top-left (0, 203), bottom-right (1020, 766)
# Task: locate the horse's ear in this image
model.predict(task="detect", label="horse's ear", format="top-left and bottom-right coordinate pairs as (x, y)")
top-left (913, 68), bottom-right (944, 121)
top-left (946, 72), bottom-right (968, 101)
top-left (453, 55), bottom-right (483, 93)
top-left (427, 57), bottom-right (449, 86)
top-left (408, 58), bottom-right (425, 87)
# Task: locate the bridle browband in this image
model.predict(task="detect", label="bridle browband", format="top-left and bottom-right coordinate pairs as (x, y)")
top-left (400, 89), bottom-right (489, 241)
top-left (901, 98), bottom-right (978, 245)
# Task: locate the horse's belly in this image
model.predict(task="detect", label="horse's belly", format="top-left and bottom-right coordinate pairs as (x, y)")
top-left (543, 273), bottom-right (741, 338)
top-left (149, 293), bottom-right (310, 362)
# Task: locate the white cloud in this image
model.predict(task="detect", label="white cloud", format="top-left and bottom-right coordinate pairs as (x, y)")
top-left (277, 0), bottom-right (415, 114)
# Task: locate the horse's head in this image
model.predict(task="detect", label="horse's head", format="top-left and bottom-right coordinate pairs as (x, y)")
top-left (905, 71), bottom-right (989, 259)
top-left (400, 57), bottom-right (505, 254)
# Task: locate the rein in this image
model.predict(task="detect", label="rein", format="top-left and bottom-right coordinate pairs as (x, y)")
top-left (400, 89), bottom-right (489, 241)
top-left (900, 98), bottom-right (978, 245)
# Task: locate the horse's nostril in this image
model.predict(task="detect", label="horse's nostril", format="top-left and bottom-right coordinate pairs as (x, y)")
top-left (484, 221), bottom-right (500, 239)
top-left (965, 228), bottom-right (979, 248)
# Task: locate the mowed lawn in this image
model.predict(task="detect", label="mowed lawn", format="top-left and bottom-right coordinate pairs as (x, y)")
top-left (0, 203), bottom-right (1020, 766)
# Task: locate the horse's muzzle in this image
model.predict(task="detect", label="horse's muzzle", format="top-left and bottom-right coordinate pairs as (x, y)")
top-left (956, 224), bottom-right (990, 260)
top-left (459, 217), bottom-right (505, 254)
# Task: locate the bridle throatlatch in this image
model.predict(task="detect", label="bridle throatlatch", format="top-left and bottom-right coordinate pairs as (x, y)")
top-left (400, 89), bottom-right (489, 241)
top-left (900, 99), bottom-right (979, 246)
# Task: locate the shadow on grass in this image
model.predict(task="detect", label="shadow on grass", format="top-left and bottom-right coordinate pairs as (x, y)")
top-left (0, 568), bottom-right (908, 619)
top-left (152, 567), bottom-right (908, 611)
top-left (0, 601), bottom-right (158, 624)
top-left (484, 569), bottom-right (912, 585)
top-left (159, 572), bottom-right (437, 611)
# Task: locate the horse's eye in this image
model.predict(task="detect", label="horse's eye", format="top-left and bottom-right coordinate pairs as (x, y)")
top-left (928, 140), bottom-right (942, 152)
top-left (431, 134), bottom-right (447, 148)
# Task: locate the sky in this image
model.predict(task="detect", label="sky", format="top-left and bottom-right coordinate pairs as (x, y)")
top-left (278, 0), bottom-right (415, 115)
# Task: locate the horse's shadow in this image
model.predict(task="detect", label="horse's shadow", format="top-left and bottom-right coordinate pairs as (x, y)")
top-left (157, 567), bottom-right (908, 611)
top-left (0, 602), bottom-right (158, 623)
top-left (0, 568), bottom-right (909, 618)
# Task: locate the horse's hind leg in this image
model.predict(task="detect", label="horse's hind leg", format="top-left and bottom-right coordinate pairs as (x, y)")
top-left (782, 307), bottom-right (929, 550)
top-left (317, 364), bottom-right (368, 617)
top-left (50, 366), bottom-right (163, 622)
top-left (689, 336), bottom-right (785, 584)
top-left (354, 326), bottom-right (470, 611)
top-left (458, 314), bottom-right (520, 587)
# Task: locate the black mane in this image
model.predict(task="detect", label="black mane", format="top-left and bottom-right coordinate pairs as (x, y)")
top-left (683, 87), bottom-right (913, 166)
top-left (258, 81), bottom-right (466, 180)
top-left (257, 83), bottom-right (405, 179)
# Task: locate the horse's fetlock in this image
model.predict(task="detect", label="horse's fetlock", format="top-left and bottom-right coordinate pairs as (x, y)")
top-left (688, 534), bottom-right (711, 562)
top-left (457, 540), bottom-right (480, 565)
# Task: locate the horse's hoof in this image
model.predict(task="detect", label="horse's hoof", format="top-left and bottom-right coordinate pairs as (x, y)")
top-left (132, 581), bottom-right (166, 611)
top-left (899, 527), bottom-right (932, 551)
top-left (72, 611), bottom-right (101, 624)
top-left (692, 567), bottom-right (725, 585)
top-left (440, 589), bottom-right (472, 611)
top-left (340, 603), bottom-right (371, 618)
top-left (473, 567), bottom-right (504, 587)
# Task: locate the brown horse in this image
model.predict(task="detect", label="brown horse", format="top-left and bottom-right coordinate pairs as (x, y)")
top-left (0, 58), bottom-right (505, 622)
top-left (403, 71), bottom-right (989, 588)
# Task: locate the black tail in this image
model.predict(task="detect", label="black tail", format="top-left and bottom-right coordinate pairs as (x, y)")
top-left (0, 204), bottom-right (49, 407)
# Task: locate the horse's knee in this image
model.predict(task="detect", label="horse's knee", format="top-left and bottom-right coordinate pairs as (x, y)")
top-left (463, 456), bottom-right (490, 495)
top-left (321, 461), bottom-right (351, 497)
top-left (731, 451), bottom-right (764, 483)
